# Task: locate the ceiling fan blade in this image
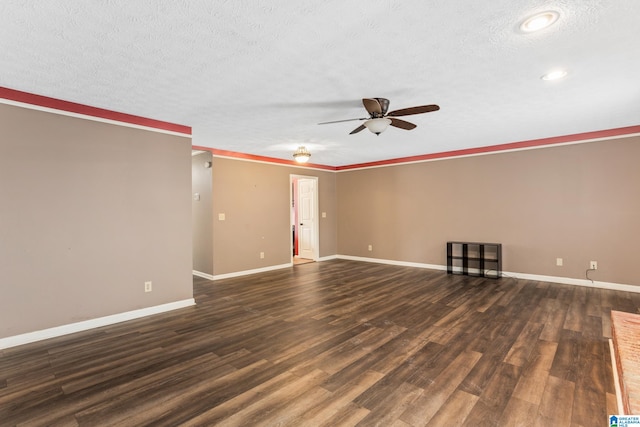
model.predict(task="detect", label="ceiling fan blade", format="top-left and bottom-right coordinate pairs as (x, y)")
top-left (389, 118), bottom-right (417, 130)
top-left (349, 124), bottom-right (366, 134)
top-left (362, 98), bottom-right (382, 115)
top-left (387, 104), bottom-right (440, 117)
top-left (318, 117), bottom-right (367, 125)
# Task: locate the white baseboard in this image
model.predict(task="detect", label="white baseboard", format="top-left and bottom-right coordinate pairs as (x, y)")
top-left (503, 270), bottom-right (640, 293)
top-left (336, 255), bottom-right (447, 271)
top-left (209, 257), bottom-right (337, 280)
top-left (212, 263), bottom-right (293, 280)
top-left (0, 298), bottom-right (195, 350)
top-left (335, 255), bottom-right (640, 293)
top-left (193, 270), bottom-right (214, 280)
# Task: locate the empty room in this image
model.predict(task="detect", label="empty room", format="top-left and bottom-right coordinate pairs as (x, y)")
top-left (1, 2), bottom-right (640, 426)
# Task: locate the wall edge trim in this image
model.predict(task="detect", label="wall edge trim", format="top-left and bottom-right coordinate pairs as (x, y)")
top-left (336, 127), bottom-right (640, 171)
top-left (212, 263), bottom-right (293, 280)
top-left (0, 299), bottom-right (196, 350)
top-left (336, 255), bottom-right (447, 271)
top-left (503, 270), bottom-right (640, 293)
top-left (0, 86), bottom-right (191, 136)
top-left (193, 270), bottom-right (215, 280)
top-left (335, 255), bottom-right (640, 292)
top-left (192, 146), bottom-right (337, 171)
top-left (197, 126), bottom-right (640, 171)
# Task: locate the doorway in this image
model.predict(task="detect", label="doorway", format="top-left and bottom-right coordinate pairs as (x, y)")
top-left (192, 150), bottom-right (213, 278)
top-left (290, 175), bottom-right (319, 264)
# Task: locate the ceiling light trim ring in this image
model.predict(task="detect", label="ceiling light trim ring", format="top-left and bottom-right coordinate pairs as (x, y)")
top-left (520, 10), bottom-right (560, 33)
top-left (541, 69), bottom-right (568, 81)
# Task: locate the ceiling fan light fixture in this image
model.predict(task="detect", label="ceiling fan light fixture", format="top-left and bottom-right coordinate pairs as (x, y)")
top-left (293, 146), bottom-right (311, 163)
top-left (364, 118), bottom-right (392, 135)
top-left (520, 11), bottom-right (559, 32)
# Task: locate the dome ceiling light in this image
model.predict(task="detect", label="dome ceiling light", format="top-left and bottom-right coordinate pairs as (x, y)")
top-left (293, 146), bottom-right (311, 163)
top-left (363, 118), bottom-right (392, 135)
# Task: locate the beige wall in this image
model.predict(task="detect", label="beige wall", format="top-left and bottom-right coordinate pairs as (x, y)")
top-left (337, 136), bottom-right (640, 287)
top-left (211, 157), bottom-right (337, 275)
top-left (192, 152), bottom-right (213, 275)
top-left (0, 103), bottom-right (193, 338)
top-left (3, 95), bottom-right (636, 341)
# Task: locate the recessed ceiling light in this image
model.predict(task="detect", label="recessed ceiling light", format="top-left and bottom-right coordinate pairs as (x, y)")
top-left (541, 70), bottom-right (568, 81)
top-left (520, 11), bottom-right (559, 32)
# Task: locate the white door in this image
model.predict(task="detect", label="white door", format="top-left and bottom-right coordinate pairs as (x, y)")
top-left (297, 178), bottom-right (317, 259)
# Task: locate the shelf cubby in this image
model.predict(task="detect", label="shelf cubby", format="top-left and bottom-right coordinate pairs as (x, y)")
top-left (446, 241), bottom-right (502, 279)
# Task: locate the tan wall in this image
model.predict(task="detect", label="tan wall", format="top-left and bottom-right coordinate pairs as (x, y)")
top-left (0, 103), bottom-right (193, 338)
top-left (192, 152), bottom-right (213, 275)
top-left (337, 136), bottom-right (640, 287)
top-left (211, 157), bottom-right (337, 275)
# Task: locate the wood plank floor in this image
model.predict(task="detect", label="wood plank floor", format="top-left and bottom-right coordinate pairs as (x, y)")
top-left (1, 259), bottom-right (639, 426)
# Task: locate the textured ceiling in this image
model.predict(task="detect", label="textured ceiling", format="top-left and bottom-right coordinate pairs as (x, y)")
top-left (1, 0), bottom-right (639, 166)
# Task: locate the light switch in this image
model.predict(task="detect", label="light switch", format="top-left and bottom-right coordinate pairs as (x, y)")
top-left (193, 193), bottom-right (200, 201)
top-left (322, 212), bottom-right (327, 218)
top-left (218, 213), bottom-right (225, 221)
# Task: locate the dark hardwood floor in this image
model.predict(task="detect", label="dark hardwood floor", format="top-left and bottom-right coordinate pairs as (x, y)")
top-left (1, 259), bottom-right (639, 426)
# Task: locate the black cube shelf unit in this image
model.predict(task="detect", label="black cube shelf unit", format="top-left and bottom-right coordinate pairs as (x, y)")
top-left (446, 241), bottom-right (502, 279)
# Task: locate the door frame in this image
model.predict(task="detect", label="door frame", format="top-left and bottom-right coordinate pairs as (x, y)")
top-left (290, 174), bottom-right (319, 261)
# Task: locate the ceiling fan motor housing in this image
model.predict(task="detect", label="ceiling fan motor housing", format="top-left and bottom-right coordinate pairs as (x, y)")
top-left (373, 98), bottom-right (390, 117)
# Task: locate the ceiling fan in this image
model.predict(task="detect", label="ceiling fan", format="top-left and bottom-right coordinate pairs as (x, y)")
top-left (318, 98), bottom-right (440, 135)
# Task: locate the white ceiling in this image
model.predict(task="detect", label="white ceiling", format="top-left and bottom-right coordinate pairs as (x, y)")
top-left (1, 0), bottom-right (639, 167)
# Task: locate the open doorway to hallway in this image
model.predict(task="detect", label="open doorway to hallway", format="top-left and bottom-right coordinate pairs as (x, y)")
top-left (290, 174), bottom-right (319, 265)
top-left (192, 150), bottom-right (213, 278)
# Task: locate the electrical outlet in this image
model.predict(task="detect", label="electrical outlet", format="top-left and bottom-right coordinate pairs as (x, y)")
top-left (144, 281), bottom-right (152, 292)
top-left (556, 258), bottom-right (563, 266)
top-left (260, 252), bottom-right (265, 259)
top-left (590, 261), bottom-right (598, 270)
top-left (368, 244), bottom-right (373, 251)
